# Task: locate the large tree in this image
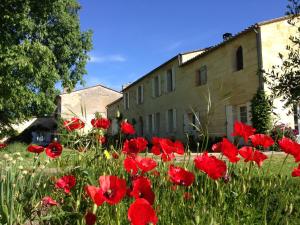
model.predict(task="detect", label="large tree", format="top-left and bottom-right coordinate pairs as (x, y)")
top-left (265, 0), bottom-right (300, 110)
top-left (0, 0), bottom-right (92, 137)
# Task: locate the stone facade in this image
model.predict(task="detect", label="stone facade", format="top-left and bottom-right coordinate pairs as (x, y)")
top-left (107, 16), bottom-right (300, 142)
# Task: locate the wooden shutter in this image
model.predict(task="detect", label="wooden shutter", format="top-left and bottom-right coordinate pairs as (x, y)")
top-left (195, 70), bottom-right (200, 86)
top-left (127, 93), bottom-right (130, 109)
top-left (164, 72), bottom-right (168, 94)
top-left (226, 105), bottom-right (233, 141)
top-left (136, 88), bottom-right (139, 104)
top-left (173, 109), bottom-right (177, 132)
top-left (183, 112), bottom-right (189, 133)
top-left (165, 111), bottom-right (169, 133)
top-left (152, 79), bottom-right (155, 97)
top-left (172, 67), bottom-right (176, 91)
top-left (158, 75), bottom-right (162, 96)
top-left (141, 85), bottom-right (144, 103)
top-left (152, 113), bottom-right (155, 134)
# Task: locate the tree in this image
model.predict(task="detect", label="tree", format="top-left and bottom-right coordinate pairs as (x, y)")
top-left (265, 0), bottom-right (300, 109)
top-left (0, 0), bottom-right (92, 137)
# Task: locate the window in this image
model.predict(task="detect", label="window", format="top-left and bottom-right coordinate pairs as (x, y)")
top-left (136, 85), bottom-right (144, 104)
top-left (124, 92), bottom-right (129, 110)
top-left (139, 116), bottom-right (144, 136)
top-left (195, 66), bottom-right (207, 86)
top-left (294, 104), bottom-right (299, 131)
top-left (236, 46), bottom-right (243, 71)
top-left (188, 113), bottom-right (197, 131)
top-left (152, 76), bottom-right (161, 97)
top-left (239, 106), bottom-right (248, 123)
top-left (166, 109), bottom-right (176, 133)
top-left (165, 68), bottom-right (175, 93)
top-left (155, 112), bottom-right (160, 134)
top-left (148, 114), bottom-right (154, 134)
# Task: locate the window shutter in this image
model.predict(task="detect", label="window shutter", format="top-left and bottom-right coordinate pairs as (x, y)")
top-left (173, 109), bottom-right (177, 132)
top-left (141, 85), bottom-right (144, 103)
top-left (158, 75), bottom-right (162, 96)
top-left (136, 88), bottom-right (139, 104)
top-left (127, 93), bottom-right (130, 109)
top-left (146, 115), bottom-right (149, 134)
top-left (172, 67), bottom-right (176, 91)
top-left (195, 70), bottom-right (200, 86)
top-left (246, 102), bottom-right (252, 125)
top-left (152, 79), bottom-right (155, 97)
top-left (183, 112), bottom-right (189, 133)
top-left (164, 72), bottom-right (168, 93)
top-left (123, 95), bottom-right (126, 109)
top-left (152, 113), bottom-right (155, 134)
top-left (226, 105), bottom-right (234, 140)
top-left (165, 111), bottom-right (169, 133)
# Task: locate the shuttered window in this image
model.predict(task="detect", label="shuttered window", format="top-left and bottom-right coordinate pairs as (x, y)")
top-left (195, 66), bottom-right (207, 86)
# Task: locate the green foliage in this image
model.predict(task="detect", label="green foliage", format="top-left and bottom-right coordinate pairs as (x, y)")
top-left (251, 90), bottom-right (272, 134)
top-left (264, 0), bottom-right (300, 109)
top-left (0, 0), bottom-right (93, 137)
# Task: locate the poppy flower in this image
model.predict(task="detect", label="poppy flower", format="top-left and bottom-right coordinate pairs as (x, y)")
top-left (212, 142), bottom-right (222, 152)
top-left (239, 146), bottom-right (268, 167)
top-left (135, 156), bottom-right (157, 173)
top-left (85, 175), bottom-right (127, 206)
top-left (55, 175), bottom-right (76, 194)
top-left (0, 143), bottom-right (7, 149)
top-left (85, 212), bottom-right (97, 225)
top-left (42, 196), bottom-right (58, 206)
top-left (63, 117), bottom-right (85, 131)
top-left (128, 198), bottom-right (158, 225)
top-left (27, 144), bottom-right (44, 154)
top-left (292, 164), bottom-right (300, 177)
top-left (122, 137), bottom-right (148, 155)
top-left (124, 156), bottom-right (139, 175)
top-left (121, 121), bottom-right (136, 135)
top-left (173, 140), bottom-right (185, 155)
top-left (91, 118), bottom-right (111, 129)
top-left (194, 152), bottom-right (227, 180)
top-left (249, 134), bottom-right (274, 148)
top-left (231, 121), bottom-right (256, 143)
top-left (151, 137), bottom-right (184, 162)
top-left (45, 142), bottom-right (63, 158)
top-left (220, 138), bottom-right (240, 163)
top-left (278, 137), bottom-right (300, 161)
top-left (168, 165), bottom-right (195, 187)
top-left (130, 176), bottom-right (155, 205)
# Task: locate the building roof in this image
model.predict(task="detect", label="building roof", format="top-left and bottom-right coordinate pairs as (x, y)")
top-left (59, 83), bottom-right (121, 96)
top-left (121, 15), bottom-right (291, 92)
top-left (106, 96), bottom-right (123, 107)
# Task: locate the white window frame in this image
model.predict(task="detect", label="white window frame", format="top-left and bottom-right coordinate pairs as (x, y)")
top-left (237, 102), bottom-right (251, 124)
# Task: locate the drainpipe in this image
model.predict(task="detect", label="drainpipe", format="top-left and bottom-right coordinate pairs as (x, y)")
top-left (254, 25), bottom-right (264, 91)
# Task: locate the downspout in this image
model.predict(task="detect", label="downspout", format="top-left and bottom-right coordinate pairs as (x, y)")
top-left (254, 25), bottom-right (264, 91)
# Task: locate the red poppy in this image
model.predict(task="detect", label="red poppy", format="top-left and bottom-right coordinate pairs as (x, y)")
top-left (239, 146), bottom-right (268, 167)
top-left (220, 138), bottom-right (240, 163)
top-left (151, 137), bottom-right (184, 162)
top-left (124, 156), bottom-right (139, 175)
top-left (45, 142), bottom-right (63, 159)
top-left (55, 175), bottom-right (76, 194)
top-left (292, 164), bottom-right (300, 177)
top-left (0, 143), bottom-right (7, 149)
top-left (122, 137), bottom-right (148, 155)
top-left (194, 152), bottom-right (227, 180)
top-left (173, 140), bottom-right (185, 155)
top-left (278, 137), bottom-right (300, 161)
top-left (121, 121), bottom-right (136, 135)
top-left (249, 134), bottom-right (274, 148)
top-left (85, 176), bottom-right (127, 206)
top-left (135, 156), bottom-right (157, 173)
top-left (42, 196), bottom-right (58, 206)
top-left (128, 198), bottom-right (158, 225)
top-left (231, 121), bottom-right (256, 143)
top-left (130, 176), bottom-right (155, 205)
top-left (63, 117), bottom-right (85, 131)
top-left (27, 144), bottom-right (44, 154)
top-left (91, 118), bottom-right (111, 129)
top-left (168, 165), bottom-right (195, 187)
top-left (85, 212), bottom-right (97, 225)
top-left (212, 142), bottom-right (222, 152)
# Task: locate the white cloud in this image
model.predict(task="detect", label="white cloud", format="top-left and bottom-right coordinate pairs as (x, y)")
top-left (89, 54), bottom-right (126, 63)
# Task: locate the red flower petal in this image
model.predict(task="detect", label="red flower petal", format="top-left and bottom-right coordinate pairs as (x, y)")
top-left (45, 142), bottom-right (63, 159)
top-left (27, 144), bottom-right (44, 154)
top-left (85, 185), bottom-right (104, 206)
top-left (55, 175), bottom-right (76, 194)
top-left (232, 121), bottom-right (256, 143)
top-left (42, 196), bottom-right (58, 206)
top-left (128, 198), bottom-right (158, 225)
top-left (168, 165), bottom-right (195, 187)
top-left (249, 134), bottom-right (274, 148)
top-left (85, 212), bottom-right (97, 225)
top-left (121, 121), bottom-right (136, 135)
top-left (91, 118), bottom-right (111, 129)
top-left (124, 157), bottom-right (138, 175)
top-left (136, 156), bottom-right (157, 173)
top-left (292, 164), bottom-right (300, 177)
top-left (220, 138), bottom-right (240, 163)
top-left (64, 117), bottom-right (85, 131)
top-left (130, 176), bottom-right (155, 205)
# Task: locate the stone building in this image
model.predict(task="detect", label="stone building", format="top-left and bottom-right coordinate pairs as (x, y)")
top-left (107, 16), bottom-right (300, 141)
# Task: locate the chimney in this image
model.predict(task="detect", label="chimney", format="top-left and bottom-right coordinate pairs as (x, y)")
top-left (223, 33), bottom-right (233, 41)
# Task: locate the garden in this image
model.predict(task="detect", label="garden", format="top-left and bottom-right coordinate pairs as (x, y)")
top-left (1, 118), bottom-right (300, 225)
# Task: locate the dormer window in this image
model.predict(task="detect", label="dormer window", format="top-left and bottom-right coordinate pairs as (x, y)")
top-left (236, 46), bottom-right (243, 71)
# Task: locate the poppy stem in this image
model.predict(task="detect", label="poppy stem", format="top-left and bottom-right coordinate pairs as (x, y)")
top-left (278, 154), bottom-right (289, 175)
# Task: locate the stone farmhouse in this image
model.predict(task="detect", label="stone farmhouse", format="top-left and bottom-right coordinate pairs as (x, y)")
top-left (107, 16), bottom-right (300, 141)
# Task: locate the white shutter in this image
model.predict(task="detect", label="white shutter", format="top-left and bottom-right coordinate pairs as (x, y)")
top-left (158, 75), bottom-right (162, 96)
top-left (165, 111), bottom-right (169, 133)
top-left (136, 88), bottom-right (139, 104)
top-left (173, 109), bottom-right (177, 132)
top-left (183, 112), bottom-right (189, 133)
top-left (152, 113), bottom-right (155, 134)
top-left (172, 67), bottom-right (176, 91)
top-left (164, 72), bottom-right (168, 93)
top-left (226, 105), bottom-right (234, 141)
top-left (152, 79), bottom-right (155, 97)
top-left (141, 85), bottom-right (144, 103)
top-left (246, 102), bottom-right (252, 125)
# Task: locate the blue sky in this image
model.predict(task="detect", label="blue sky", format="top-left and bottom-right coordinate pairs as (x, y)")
top-left (77, 0), bottom-right (287, 91)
